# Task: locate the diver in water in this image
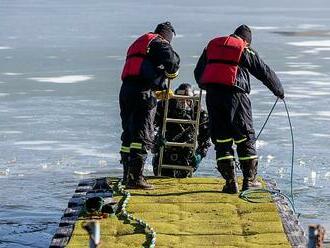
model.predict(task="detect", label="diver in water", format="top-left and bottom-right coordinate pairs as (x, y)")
top-left (152, 83), bottom-right (211, 178)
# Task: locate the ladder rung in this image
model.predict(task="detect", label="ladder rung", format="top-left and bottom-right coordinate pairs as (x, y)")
top-left (165, 142), bottom-right (195, 148)
top-left (160, 164), bottom-right (193, 171)
top-left (166, 118), bottom-right (197, 124)
top-left (171, 95), bottom-right (200, 100)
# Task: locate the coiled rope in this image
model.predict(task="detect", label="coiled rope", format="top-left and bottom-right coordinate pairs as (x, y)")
top-left (116, 180), bottom-right (157, 247)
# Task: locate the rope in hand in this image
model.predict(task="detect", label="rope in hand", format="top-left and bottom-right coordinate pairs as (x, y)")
top-left (240, 97), bottom-right (296, 214)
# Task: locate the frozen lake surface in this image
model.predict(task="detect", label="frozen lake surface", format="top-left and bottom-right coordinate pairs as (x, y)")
top-left (0, 0), bottom-right (330, 247)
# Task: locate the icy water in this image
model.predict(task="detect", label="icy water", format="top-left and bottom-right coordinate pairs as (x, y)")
top-left (0, 0), bottom-right (330, 247)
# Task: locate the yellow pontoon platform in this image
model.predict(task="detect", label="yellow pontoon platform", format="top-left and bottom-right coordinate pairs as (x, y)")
top-left (50, 177), bottom-right (306, 248)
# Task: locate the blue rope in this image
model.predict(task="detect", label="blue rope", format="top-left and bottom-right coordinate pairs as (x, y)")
top-left (240, 188), bottom-right (296, 213)
top-left (256, 98), bottom-right (279, 140)
top-left (283, 98), bottom-right (295, 207)
top-left (241, 97), bottom-right (296, 214)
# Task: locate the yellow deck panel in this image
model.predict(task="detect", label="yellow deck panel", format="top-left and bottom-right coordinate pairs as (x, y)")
top-left (67, 177), bottom-right (291, 248)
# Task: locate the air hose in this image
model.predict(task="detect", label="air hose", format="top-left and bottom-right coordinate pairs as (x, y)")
top-left (239, 97), bottom-right (297, 214)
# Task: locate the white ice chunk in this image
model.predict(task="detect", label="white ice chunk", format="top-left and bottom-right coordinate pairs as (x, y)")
top-left (267, 155), bottom-right (275, 163)
top-left (99, 160), bottom-right (108, 167)
top-left (28, 75), bottom-right (93, 84)
top-left (0, 46), bottom-right (12, 50)
top-left (0, 168), bottom-right (10, 176)
top-left (288, 40), bottom-right (330, 47)
top-left (14, 140), bottom-right (59, 145)
top-left (277, 71), bottom-right (326, 76)
top-left (74, 171), bottom-right (94, 175)
top-left (3, 72), bottom-right (23, 76)
top-left (250, 26), bottom-right (278, 30)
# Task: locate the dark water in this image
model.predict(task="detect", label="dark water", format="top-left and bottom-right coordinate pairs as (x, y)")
top-left (0, 0), bottom-right (329, 247)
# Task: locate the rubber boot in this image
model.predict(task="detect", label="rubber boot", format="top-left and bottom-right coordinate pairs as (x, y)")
top-left (120, 152), bottom-right (130, 185)
top-left (240, 158), bottom-right (262, 191)
top-left (126, 156), bottom-right (154, 190)
top-left (217, 160), bottom-right (238, 194)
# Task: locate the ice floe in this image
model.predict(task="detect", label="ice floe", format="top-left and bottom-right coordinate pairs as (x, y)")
top-left (13, 116), bottom-right (34, 119)
top-left (249, 89), bottom-right (262, 95)
top-left (98, 160), bottom-right (108, 167)
top-left (307, 81), bottom-right (330, 86)
top-left (256, 140), bottom-right (268, 149)
top-left (0, 131), bottom-right (22, 134)
top-left (315, 111), bottom-right (330, 117)
top-left (286, 62), bottom-right (320, 69)
top-left (304, 170), bottom-right (317, 186)
top-left (285, 94), bottom-right (312, 99)
top-left (41, 163), bottom-right (48, 169)
top-left (287, 40), bottom-right (330, 47)
top-left (3, 72), bottom-right (23, 76)
top-left (20, 146), bottom-right (54, 151)
top-left (56, 144), bottom-right (118, 159)
top-left (250, 26), bottom-right (278, 30)
top-left (0, 169), bottom-right (10, 177)
top-left (267, 155), bottom-right (275, 163)
top-left (277, 71), bottom-right (326, 76)
top-left (28, 75), bottom-right (93, 83)
top-left (287, 88), bottom-right (330, 97)
top-left (324, 172), bottom-right (330, 179)
top-left (297, 24), bottom-right (326, 29)
top-left (74, 171), bottom-right (95, 175)
top-left (14, 140), bottom-right (59, 145)
top-left (273, 112), bottom-right (311, 117)
top-left (286, 56), bottom-right (299, 59)
top-left (302, 47), bottom-right (330, 54)
top-left (312, 133), bottom-right (330, 138)
top-left (0, 46), bottom-right (12, 50)
top-left (306, 91), bottom-right (330, 96)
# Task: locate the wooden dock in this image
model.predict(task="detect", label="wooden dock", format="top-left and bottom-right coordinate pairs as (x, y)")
top-left (50, 177), bottom-right (307, 247)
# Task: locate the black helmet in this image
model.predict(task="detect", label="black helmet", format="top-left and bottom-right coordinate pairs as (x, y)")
top-left (154, 21), bottom-right (176, 43)
top-left (175, 83), bottom-right (193, 96)
top-left (234, 24), bottom-right (252, 44)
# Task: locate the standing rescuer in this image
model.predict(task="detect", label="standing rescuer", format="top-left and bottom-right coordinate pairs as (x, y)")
top-left (194, 25), bottom-right (285, 193)
top-left (120, 22), bottom-right (180, 189)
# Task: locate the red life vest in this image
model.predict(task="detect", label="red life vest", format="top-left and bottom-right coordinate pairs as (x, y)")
top-left (200, 36), bottom-right (246, 86)
top-left (121, 33), bottom-right (159, 80)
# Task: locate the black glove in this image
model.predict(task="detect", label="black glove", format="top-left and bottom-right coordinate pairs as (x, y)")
top-left (196, 146), bottom-right (207, 158)
top-left (157, 136), bottom-right (166, 147)
top-left (277, 90), bottom-right (285, 99)
top-left (191, 154), bottom-right (202, 172)
top-left (278, 93), bottom-right (285, 99)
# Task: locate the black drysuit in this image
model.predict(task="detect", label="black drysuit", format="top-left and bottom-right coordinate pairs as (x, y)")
top-left (152, 99), bottom-right (211, 177)
top-left (120, 35), bottom-right (180, 174)
top-left (194, 46), bottom-right (284, 161)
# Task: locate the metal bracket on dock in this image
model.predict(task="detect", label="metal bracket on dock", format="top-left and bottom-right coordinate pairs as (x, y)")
top-left (49, 177), bottom-right (115, 248)
top-left (308, 224), bottom-right (326, 248)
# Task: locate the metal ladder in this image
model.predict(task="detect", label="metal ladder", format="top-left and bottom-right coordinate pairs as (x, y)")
top-left (156, 79), bottom-right (203, 177)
